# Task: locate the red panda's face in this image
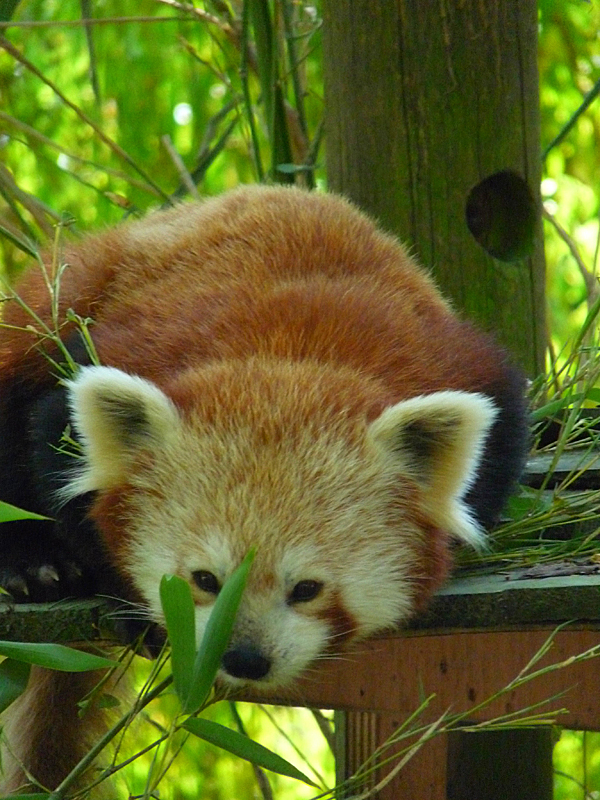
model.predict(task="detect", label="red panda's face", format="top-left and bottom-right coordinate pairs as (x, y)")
top-left (65, 362), bottom-right (496, 690)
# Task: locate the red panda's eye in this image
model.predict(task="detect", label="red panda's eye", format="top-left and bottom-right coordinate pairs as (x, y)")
top-left (289, 580), bottom-right (323, 604)
top-left (192, 570), bottom-right (220, 595)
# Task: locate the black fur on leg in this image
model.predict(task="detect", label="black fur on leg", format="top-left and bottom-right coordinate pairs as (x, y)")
top-left (466, 362), bottom-right (530, 530)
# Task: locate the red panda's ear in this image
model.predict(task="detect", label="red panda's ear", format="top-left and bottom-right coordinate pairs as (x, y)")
top-left (64, 366), bottom-right (181, 496)
top-left (366, 391), bottom-right (498, 548)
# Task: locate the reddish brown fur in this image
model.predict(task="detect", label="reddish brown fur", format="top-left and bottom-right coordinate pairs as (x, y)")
top-left (2, 186), bottom-right (507, 404)
top-left (410, 522), bottom-right (453, 614)
top-left (0, 186), bottom-right (523, 792)
top-left (90, 485), bottom-right (146, 597)
top-left (1, 184), bottom-right (517, 614)
top-left (1, 666), bottom-right (118, 796)
top-left (317, 591), bottom-right (359, 649)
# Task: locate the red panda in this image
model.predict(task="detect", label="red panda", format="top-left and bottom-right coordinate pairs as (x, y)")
top-left (0, 185), bottom-right (527, 792)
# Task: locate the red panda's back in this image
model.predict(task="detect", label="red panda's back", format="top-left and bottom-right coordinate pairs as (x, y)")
top-left (1, 186), bottom-right (444, 374)
top-left (2, 185), bottom-right (508, 403)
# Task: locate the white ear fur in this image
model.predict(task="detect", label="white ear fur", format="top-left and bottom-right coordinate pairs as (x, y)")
top-left (367, 391), bottom-right (498, 548)
top-left (63, 366), bottom-right (180, 497)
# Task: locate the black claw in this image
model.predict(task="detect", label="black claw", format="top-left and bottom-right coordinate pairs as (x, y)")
top-left (3, 574), bottom-right (29, 601)
top-left (36, 565), bottom-right (61, 587)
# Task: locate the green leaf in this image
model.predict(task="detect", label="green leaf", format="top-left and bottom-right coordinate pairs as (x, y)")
top-left (584, 388), bottom-right (600, 405)
top-left (504, 490), bottom-right (552, 522)
top-left (160, 574), bottom-right (196, 704)
top-left (531, 387), bottom-right (600, 423)
top-left (182, 717), bottom-right (318, 786)
top-left (276, 163), bottom-right (314, 174)
top-left (531, 398), bottom-right (573, 423)
top-left (0, 658), bottom-right (30, 711)
top-left (0, 223), bottom-right (37, 257)
top-left (184, 548), bottom-right (256, 714)
top-left (0, 642), bottom-right (114, 671)
top-left (95, 692), bottom-right (121, 710)
top-left (0, 501), bottom-right (52, 523)
top-left (0, 0), bottom-right (23, 24)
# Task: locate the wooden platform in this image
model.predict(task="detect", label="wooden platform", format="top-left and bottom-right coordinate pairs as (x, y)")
top-left (2, 571), bottom-right (600, 798)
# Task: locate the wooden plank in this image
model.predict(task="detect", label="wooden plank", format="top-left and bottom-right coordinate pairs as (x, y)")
top-left (4, 579), bottom-right (600, 729)
top-left (0, 598), bottom-right (111, 642)
top-left (412, 573), bottom-right (600, 630)
top-left (273, 627), bottom-right (600, 730)
top-left (3, 583), bottom-right (598, 798)
top-left (3, 574), bottom-right (600, 642)
top-left (389, 733), bottom-right (447, 800)
top-left (525, 451), bottom-right (600, 488)
top-left (335, 710), bottom-right (448, 800)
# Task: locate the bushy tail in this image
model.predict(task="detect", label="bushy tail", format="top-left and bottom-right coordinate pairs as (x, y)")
top-left (1, 665), bottom-right (118, 797)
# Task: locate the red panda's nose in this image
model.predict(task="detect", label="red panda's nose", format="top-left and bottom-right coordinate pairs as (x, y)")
top-left (222, 646), bottom-right (271, 681)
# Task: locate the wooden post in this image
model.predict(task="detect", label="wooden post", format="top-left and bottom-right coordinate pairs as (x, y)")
top-left (334, 710), bottom-right (448, 799)
top-left (321, 1), bottom-right (548, 796)
top-left (322, 0), bottom-right (545, 377)
top-left (447, 729), bottom-right (554, 800)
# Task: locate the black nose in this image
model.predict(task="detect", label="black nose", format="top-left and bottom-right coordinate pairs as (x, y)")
top-left (222, 646), bottom-right (271, 681)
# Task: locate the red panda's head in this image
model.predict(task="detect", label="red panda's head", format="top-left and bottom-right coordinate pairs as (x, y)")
top-left (63, 360), bottom-right (496, 690)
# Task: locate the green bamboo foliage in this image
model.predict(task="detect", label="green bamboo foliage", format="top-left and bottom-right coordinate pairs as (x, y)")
top-left (1, 2), bottom-right (600, 796)
top-left (0, 0), bottom-right (324, 278)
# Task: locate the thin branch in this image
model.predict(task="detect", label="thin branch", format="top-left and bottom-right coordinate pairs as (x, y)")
top-left (0, 15), bottom-right (195, 28)
top-left (0, 36), bottom-right (170, 203)
top-left (0, 112), bottom-right (164, 196)
top-left (153, 0), bottom-right (240, 48)
top-left (161, 135), bottom-right (200, 200)
top-left (543, 74), bottom-right (600, 160)
top-left (543, 206), bottom-right (600, 305)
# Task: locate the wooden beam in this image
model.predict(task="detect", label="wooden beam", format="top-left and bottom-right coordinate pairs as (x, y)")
top-left (3, 576), bottom-right (599, 797)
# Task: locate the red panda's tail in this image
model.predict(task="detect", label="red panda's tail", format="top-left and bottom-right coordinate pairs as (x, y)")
top-left (1, 665), bottom-right (118, 797)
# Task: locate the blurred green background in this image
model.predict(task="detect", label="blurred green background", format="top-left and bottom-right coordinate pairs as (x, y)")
top-left (1, 0), bottom-right (600, 797)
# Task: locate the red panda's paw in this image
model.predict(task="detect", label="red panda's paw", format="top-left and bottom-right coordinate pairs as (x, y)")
top-left (0, 532), bottom-right (85, 603)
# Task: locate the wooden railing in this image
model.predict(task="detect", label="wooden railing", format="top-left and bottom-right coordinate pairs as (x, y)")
top-left (3, 568), bottom-right (600, 799)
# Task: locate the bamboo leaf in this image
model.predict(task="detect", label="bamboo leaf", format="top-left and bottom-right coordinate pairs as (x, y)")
top-left (586, 388), bottom-right (600, 404)
top-left (246, 0), bottom-right (294, 182)
top-left (188, 118), bottom-right (237, 190)
top-left (0, 223), bottom-right (38, 257)
top-left (0, 0), bottom-right (22, 23)
top-left (184, 548), bottom-right (256, 714)
top-left (0, 658), bottom-right (30, 712)
top-left (0, 36), bottom-right (170, 203)
top-left (80, 0), bottom-right (101, 105)
top-left (531, 387), bottom-right (600, 423)
top-left (504, 490), bottom-right (552, 522)
top-left (241, 0), bottom-right (265, 181)
top-left (0, 641), bottom-right (114, 671)
top-left (160, 574), bottom-right (196, 704)
top-left (0, 501), bottom-right (52, 523)
top-left (182, 717), bottom-right (318, 786)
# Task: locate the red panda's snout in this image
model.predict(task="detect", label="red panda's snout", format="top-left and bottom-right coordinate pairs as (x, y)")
top-left (194, 585), bottom-right (336, 690)
top-left (221, 645), bottom-right (271, 681)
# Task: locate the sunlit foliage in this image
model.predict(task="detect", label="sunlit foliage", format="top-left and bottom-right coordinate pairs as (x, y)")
top-left (0, 0), bottom-right (324, 276)
top-left (3, 1), bottom-right (600, 797)
top-left (540, 0), bottom-right (600, 352)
